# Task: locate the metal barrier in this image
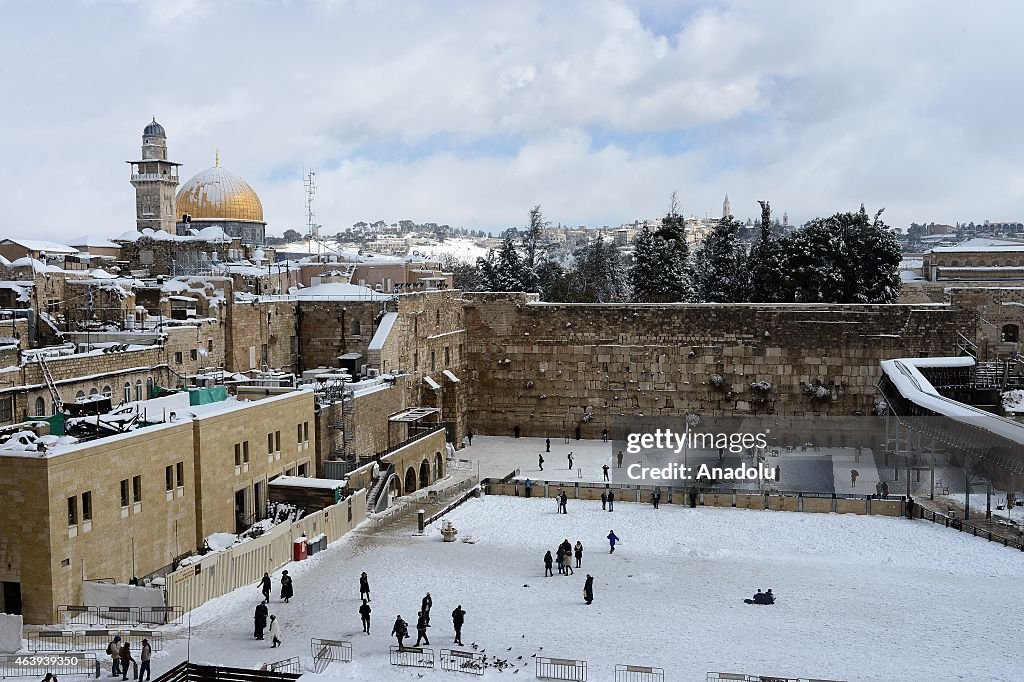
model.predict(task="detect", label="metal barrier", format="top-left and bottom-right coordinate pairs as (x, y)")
top-left (310, 638), bottom-right (352, 673)
top-left (260, 657), bottom-right (301, 675)
top-left (389, 646), bottom-right (435, 668)
top-left (151, 660), bottom-right (302, 682)
top-left (707, 674), bottom-right (845, 682)
top-left (0, 653), bottom-right (99, 678)
top-left (28, 629), bottom-right (163, 653)
top-left (614, 663), bottom-right (664, 682)
top-left (440, 648), bottom-right (486, 675)
top-left (56, 605), bottom-right (184, 627)
top-left (917, 506), bottom-right (1024, 550)
top-left (536, 656), bottom-right (587, 681)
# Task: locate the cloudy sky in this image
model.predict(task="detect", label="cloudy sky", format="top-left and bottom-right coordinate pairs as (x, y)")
top-left (0, 0), bottom-right (1020, 241)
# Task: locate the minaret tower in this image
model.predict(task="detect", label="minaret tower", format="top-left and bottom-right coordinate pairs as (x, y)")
top-left (128, 118), bottom-right (181, 234)
top-left (722, 193), bottom-right (731, 219)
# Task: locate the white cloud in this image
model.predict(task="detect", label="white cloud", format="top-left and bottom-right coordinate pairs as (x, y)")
top-left (0, 0), bottom-right (1022, 241)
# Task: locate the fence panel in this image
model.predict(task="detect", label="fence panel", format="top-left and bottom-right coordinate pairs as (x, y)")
top-left (614, 663), bottom-right (665, 682)
top-left (26, 631), bottom-right (79, 652)
top-left (0, 653), bottom-right (99, 678)
top-left (260, 657), bottom-right (301, 674)
top-left (310, 638), bottom-right (352, 673)
top-left (58, 605), bottom-right (94, 626)
top-left (440, 649), bottom-right (486, 675)
top-left (389, 646), bottom-right (435, 668)
top-left (536, 656), bottom-right (587, 681)
top-left (138, 606), bottom-right (183, 626)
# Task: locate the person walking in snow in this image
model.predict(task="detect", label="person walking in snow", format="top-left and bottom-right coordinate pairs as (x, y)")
top-left (525, 478), bottom-right (532, 498)
top-left (118, 641), bottom-right (136, 681)
top-left (280, 570), bottom-right (293, 603)
top-left (138, 639), bottom-right (152, 682)
top-left (544, 550), bottom-right (554, 577)
top-left (602, 464), bottom-right (609, 481)
top-left (881, 481), bottom-right (889, 499)
top-left (850, 469), bottom-right (859, 488)
top-left (546, 437), bottom-right (550, 453)
top-left (392, 615), bottom-right (408, 649)
top-left (607, 530), bottom-right (619, 554)
top-left (421, 593), bottom-right (432, 624)
top-left (359, 599), bottom-right (371, 634)
top-left (107, 636), bottom-right (122, 677)
top-left (451, 605), bottom-right (466, 646)
top-left (559, 490), bottom-right (568, 514)
top-left (359, 571), bottom-right (371, 602)
top-left (268, 615), bottom-right (282, 648)
top-left (583, 574), bottom-right (594, 605)
top-left (574, 540), bottom-right (583, 568)
top-left (607, 490), bottom-right (615, 512)
top-left (555, 547), bottom-right (565, 575)
top-left (538, 453), bottom-right (544, 471)
top-left (414, 611), bottom-right (430, 646)
top-left (467, 429), bottom-right (473, 445)
top-left (258, 572), bottom-right (272, 604)
top-left (567, 452), bottom-right (574, 470)
top-left (652, 486), bottom-right (661, 509)
top-left (254, 602), bottom-right (268, 639)
top-left (617, 450), bottom-right (623, 468)
top-left (600, 489), bottom-right (607, 510)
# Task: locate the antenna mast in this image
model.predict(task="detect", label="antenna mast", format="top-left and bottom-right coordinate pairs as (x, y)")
top-left (304, 170), bottom-right (319, 257)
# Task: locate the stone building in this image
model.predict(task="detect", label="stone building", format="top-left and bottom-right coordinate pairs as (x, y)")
top-left (127, 119), bottom-right (181, 235)
top-left (175, 155), bottom-right (266, 244)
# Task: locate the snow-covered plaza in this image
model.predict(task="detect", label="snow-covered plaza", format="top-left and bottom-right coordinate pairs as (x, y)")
top-left (151, 488), bottom-right (1024, 681)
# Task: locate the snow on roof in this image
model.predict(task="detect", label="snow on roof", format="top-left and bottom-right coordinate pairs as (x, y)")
top-left (115, 230), bottom-right (141, 242)
top-left (368, 312), bottom-right (398, 351)
top-left (67, 235), bottom-right (120, 249)
top-left (265, 282), bottom-right (389, 301)
top-left (929, 238), bottom-right (1024, 253)
top-left (88, 268), bottom-right (116, 279)
top-left (0, 239), bottom-right (78, 254)
top-left (269, 475), bottom-right (345, 490)
top-left (8, 257), bottom-right (64, 273)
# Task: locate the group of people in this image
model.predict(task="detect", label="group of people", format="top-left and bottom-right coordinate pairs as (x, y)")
top-left (105, 635), bottom-right (152, 680)
top-left (253, 570), bottom-right (291, 647)
top-left (390, 590), bottom-right (467, 649)
top-left (743, 589), bottom-right (776, 605)
top-left (543, 539), bottom-right (584, 576)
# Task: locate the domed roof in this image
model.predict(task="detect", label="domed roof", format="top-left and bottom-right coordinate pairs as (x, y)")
top-left (175, 163), bottom-right (264, 223)
top-left (143, 118), bottom-right (166, 137)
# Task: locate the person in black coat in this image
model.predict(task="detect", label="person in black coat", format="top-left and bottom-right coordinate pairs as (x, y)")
top-left (258, 573), bottom-right (272, 604)
top-left (359, 572), bottom-right (371, 602)
top-left (280, 571), bottom-right (293, 603)
top-left (583, 575), bottom-right (594, 605)
top-left (392, 615), bottom-right (408, 649)
top-left (414, 611), bottom-right (430, 646)
top-left (254, 602), bottom-right (268, 639)
top-left (574, 541), bottom-right (583, 568)
top-left (544, 550), bottom-right (554, 577)
top-left (607, 490), bottom-right (615, 512)
top-left (359, 599), bottom-right (371, 634)
top-left (451, 605), bottom-right (466, 646)
top-left (421, 593), bottom-right (432, 625)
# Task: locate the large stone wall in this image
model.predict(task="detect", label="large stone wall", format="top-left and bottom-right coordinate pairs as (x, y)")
top-left (225, 298), bottom-right (299, 372)
top-left (296, 300), bottom-right (387, 371)
top-left (462, 294), bottom-right (976, 437)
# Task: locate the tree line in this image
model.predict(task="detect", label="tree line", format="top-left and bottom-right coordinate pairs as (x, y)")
top-left (452, 198), bottom-right (902, 304)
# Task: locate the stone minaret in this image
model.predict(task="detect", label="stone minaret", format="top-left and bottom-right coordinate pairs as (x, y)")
top-left (722, 193), bottom-right (731, 219)
top-left (128, 118), bottom-right (181, 234)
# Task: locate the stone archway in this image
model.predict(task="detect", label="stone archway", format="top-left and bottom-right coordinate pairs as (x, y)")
top-left (419, 459), bottom-right (430, 488)
top-left (405, 467), bottom-right (417, 494)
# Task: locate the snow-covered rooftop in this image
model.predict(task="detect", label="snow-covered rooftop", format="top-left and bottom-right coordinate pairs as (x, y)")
top-left (928, 237), bottom-right (1024, 253)
top-left (261, 282), bottom-right (389, 301)
top-left (0, 239), bottom-right (78, 254)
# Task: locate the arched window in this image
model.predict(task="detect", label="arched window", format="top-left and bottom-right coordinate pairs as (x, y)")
top-left (135, 380), bottom-right (143, 401)
top-left (146, 377), bottom-right (154, 398)
top-left (1002, 324), bottom-right (1020, 343)
top-left (123, 383), bottom-right (132, 403)
top-left (34, 397), bottom-right (45, 416)
top-left (89, 387), bottom-right (98, 397)
top-left (75, 390), bottom-right (85, 401)
top-left (102, 385), bottom-right (112, 398)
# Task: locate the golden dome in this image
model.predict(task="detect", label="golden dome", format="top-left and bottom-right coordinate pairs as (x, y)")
top-left (175, 164), bottom-right (264, 223)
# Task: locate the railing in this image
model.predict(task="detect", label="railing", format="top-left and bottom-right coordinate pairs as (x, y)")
top-left (57, 605), bottom-right (184, 626)
top-left (707, 673), bottom-right (844, 682)
top-left (536, 656), bottom-right (587, 681)
top-left (424, 480), bottom-right (480, 526)
top-left (260, 657), bottom-right (301, 675)
top-left (440, 648), bottom-right (486, 675)
top-left (377, 424), bottom-right (447, 460)
top-left (614, 664), bottom-right (665, 682)
top-left (152, 661), bottom-right (302, 682)
top-left (0, 653), bottom-right (99, 678)
top-left (447, 457), bottom-right (474, 471)
top-left (916, 506), bottom-right (1024, 550)
top-left (310, 638), bottom-right (352, 673)
top-left (389, 646), bottom-right (435, 668)
top-left (28, 629), bottom-right (163, 652)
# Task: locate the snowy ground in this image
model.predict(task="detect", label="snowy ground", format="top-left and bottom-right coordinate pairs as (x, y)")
top-left (137, 495), bottom-right (1024, 682)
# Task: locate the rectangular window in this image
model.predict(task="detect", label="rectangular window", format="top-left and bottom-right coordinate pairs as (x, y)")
top-left (82, 491), bottom-right (92, 522)
top-left (267, 433), bottom-right (274, 455)
top-left (132, 475), bottom-right (142, 503)
top-left (234, 443), bottom-right (241, 466)
top-left (444, 346), bottom-right (450, 366)
top-left (67, 496), bottom-right (78, 527)
top-left (275, 430), bottom-right (281, 453)
top-left (297, 424), bottom-right (302, 446)
top-left (207, 339), bottom-right (214, 353)
top-left (261, 343), bottom-right (269, 365)
top-left (166, 465), bottom-right (174, 491)
top-left (174, 351), bottom-right (182, 364)
top-left (285, 467), bottom-right (296, 477)
top-left (120, 479), bottom-right (130, 507)
top-left (176, 461), bottom-right (185, 488)
top-left (414, 351), bottom-right (418, 370)
top-left (243, 441), bottom-right (249, 463)
top-left (303, 421), bottom-right (309, 443)
top-left (297, 463), bottom-right (308, 477)
top-left (431, 350), bottom-right (435, 371)
top-left (190, 349), bottom-right (198, 361)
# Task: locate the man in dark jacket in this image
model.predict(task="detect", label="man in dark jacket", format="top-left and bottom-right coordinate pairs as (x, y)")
top-left (544, 550), bottom-right (553, 576)
top-left (359, 572), bottom-right (370, 602)
top-left (607, 490), bottom-right (615, 512)
top-left (574, 541), bottom-right (583, 568)
top-left (451, 605), bottom-right (466, 646)
top-left (600, 490), bottom-right (607, 510)
top-left (254, 602), bottom-right (268, 639)
top-left (421, 593), bottom-right (432, 624)
top-left (538, 454), bottom-right (544, 471)
top-left (414, 611), bottom-right (430, 646)
top-left (583, 575), bottom-right (594, 605)
top-left (119, 641), bottom-right (136, 681)
top-left (258, 573), bottom-right (272, 604)
top-left (392, 615), bottom-right (408, 649)
top-left (359, 599), bottom-right (371, 634)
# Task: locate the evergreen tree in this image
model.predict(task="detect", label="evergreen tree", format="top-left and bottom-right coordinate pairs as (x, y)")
top-left (565, 237), bottom-right (627, 303)
top-left (629, 225), bottom-right (691, 302)
top-left (523, 205), bottom-right (546, 272)
top-left (776, 205), bottom-right (902, 303)
top-left (748, 200), bottom-right (786, 302)
top-left (691, 216), bottom-right (749, 302)
top-left (476, 236), bottom-right (536, 292)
